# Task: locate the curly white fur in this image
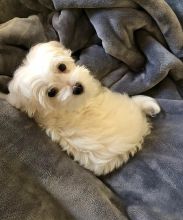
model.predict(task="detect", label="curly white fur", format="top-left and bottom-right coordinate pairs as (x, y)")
top-left (1, 41), bottom-right (160, 175)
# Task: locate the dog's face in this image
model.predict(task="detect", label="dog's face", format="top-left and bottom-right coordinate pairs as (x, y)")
top-left (8, 41), bottom-right (102, 116)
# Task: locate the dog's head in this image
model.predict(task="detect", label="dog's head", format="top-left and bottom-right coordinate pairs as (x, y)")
top-left (8, 41), bottom-right (102, 117)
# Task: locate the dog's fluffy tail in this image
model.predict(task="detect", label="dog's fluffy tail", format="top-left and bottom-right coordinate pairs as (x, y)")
top-left (132, 95), bottom-right (161, 117)
top-left (0, 92), bottom-right (8, 100)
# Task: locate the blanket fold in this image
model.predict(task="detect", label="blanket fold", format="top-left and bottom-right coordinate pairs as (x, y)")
top-left (52, 0), bottom-right (183, 96)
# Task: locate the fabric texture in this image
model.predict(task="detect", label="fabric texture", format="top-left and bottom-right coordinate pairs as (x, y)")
top-left (0, 0), bottom-right (183, 219)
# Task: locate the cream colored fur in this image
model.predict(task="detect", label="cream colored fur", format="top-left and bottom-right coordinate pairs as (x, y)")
top-left (0, 41), bottom-right (160, 175)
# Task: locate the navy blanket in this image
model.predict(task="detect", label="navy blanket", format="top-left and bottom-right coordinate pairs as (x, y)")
top-left (0, 0), bottom-right (183, 219)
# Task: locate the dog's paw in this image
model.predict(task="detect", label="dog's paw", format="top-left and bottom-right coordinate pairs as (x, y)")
top-left (132, 95), bottom-right (161, 117)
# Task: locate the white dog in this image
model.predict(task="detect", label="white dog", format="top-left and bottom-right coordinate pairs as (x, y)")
top-left (0, 41), bottom-right (160, 175)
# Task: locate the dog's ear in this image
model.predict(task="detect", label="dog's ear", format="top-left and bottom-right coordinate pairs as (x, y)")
top-left (7, 88), bottom-right (37, 118)
top-left (25, 100), bottom-right (37, 117)
top-left (8, 67), bottom-right (37, 118)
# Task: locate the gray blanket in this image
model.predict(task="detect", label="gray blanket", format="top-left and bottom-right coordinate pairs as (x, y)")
top-left (0, 0), bottom-right (183, 219)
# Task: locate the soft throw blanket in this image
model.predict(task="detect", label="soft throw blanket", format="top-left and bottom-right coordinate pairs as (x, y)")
top-left (0, 0), bottom-right (183, 219)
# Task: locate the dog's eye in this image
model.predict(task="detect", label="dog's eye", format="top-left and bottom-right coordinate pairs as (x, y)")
top-left (47, 88), bottom-right (58, 97)
top-left (58, 63), bottom-right (67, 72)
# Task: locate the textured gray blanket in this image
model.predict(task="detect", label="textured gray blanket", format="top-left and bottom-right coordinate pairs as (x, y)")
top-left (0, 0), bottom-right (183, 219)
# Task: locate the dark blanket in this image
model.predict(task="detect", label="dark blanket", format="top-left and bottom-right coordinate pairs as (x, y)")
top-left (0, 0), bottom-right (183, 219)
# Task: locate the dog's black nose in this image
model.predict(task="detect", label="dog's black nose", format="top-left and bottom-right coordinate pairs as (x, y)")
top-left (73, 82), bottom-right (84, 95)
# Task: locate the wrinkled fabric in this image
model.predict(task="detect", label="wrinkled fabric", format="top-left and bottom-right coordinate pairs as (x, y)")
top-left (102, 100), bottom-right (183, 220)
top-left (0, 101), bottom-right (127, 220)
top-left (0, 0), bottom-right (183, 219)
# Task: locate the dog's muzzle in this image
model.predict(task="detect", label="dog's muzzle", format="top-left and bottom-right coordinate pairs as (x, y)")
top-left (72, 82), bottom-right (84, 95)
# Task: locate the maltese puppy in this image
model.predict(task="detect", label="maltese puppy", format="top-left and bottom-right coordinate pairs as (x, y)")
top-left (0, 41), bottom-right (160, 175)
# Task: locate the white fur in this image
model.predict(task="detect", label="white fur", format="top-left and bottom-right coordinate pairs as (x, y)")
top-left (1, 41), bottom-right (160, 175)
